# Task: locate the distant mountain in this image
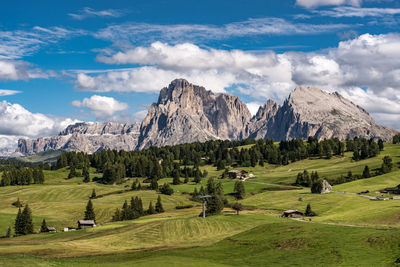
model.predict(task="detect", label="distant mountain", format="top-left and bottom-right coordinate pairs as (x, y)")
top-left (247, 86), bottom-right (397, 141)
top-left (15, 80), bottom-right (398, 156)
top-left (137, 79), bottom-right (251, 150)
top-left (17, 122), bottom-right (140, 155)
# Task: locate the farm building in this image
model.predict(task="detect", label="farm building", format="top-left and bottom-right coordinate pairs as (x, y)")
top-left (282, 210), bottom-right (304, 218)
top-left (78, 220), bottom-right (96, 229)
top-left (46, 227), bottom-right (57, 233)
top-left (228, 170), bottom-right (248, 179)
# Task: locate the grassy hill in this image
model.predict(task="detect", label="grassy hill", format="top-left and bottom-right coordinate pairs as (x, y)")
top-left (1, 143), bottom-right (400, 266)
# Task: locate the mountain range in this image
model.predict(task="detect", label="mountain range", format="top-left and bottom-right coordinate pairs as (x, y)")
top-left (16, 79), bottom-right (397, 156)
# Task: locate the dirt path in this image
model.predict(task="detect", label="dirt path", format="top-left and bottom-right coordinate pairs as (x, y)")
top-left (330, 190), bottom-right (376, 199)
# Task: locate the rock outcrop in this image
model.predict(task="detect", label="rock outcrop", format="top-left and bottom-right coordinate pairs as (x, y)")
top-left (248, 86), bottom-right (397, 141)
top-left (17, 122), bottom-right (140, 155)
top-left (15, 81), bottom-right (398, 156)
top-left (136, 79), bottom-right (252, 150)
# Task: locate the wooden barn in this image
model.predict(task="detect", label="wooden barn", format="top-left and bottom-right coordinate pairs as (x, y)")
top-left (78, 220), bottom-right (96, 229)
top-left (282, 210), bottom-right (304, 218)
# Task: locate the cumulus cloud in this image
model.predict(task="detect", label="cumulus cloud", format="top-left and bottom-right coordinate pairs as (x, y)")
top-left (72, 95), bottom-right (128, 120)
top-left (0, 100), bottom-right (78, 144)
top-left (68, 7), bottom-right (125, 20)
top-left (296, 0), bottom-right (362, 8)
top-left (94, 18), bottom-right (351, 45)
top-left (81, 33), bottom-right (400, 129)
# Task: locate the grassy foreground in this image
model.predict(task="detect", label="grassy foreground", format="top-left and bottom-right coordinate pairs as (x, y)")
top-left (0, 143), bottom-right (400, 266)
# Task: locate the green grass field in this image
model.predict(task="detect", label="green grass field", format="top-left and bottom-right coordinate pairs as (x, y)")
top-left (1, 143), bottom-right (400, 266)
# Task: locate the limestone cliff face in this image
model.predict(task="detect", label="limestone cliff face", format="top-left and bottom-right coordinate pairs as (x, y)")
top-left (136, 79), bottom-right (252, 150)
top-left (17, 122), bottom-right (140, 155)
top-left (248, 86), bottom-right (397, 141)
top-left (15, 82), bottom-right (398, 156)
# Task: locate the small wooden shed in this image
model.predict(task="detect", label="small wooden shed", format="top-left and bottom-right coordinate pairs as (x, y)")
top-left (282, 210), bottom-right (304, 218)
top-left (78, 220), bottom-right (96, 229)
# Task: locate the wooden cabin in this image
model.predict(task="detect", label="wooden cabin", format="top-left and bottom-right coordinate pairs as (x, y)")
top-left (282, 210), bottom-right (304, 218)
top-left (78, 220), bottom-right (96, 229)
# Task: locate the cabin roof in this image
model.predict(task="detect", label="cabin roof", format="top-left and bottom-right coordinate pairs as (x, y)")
top-left (78, 220), bottom-right (95, 225)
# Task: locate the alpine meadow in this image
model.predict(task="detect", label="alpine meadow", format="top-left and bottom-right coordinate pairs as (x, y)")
top-left (1, 1), bottom-right (400, 266)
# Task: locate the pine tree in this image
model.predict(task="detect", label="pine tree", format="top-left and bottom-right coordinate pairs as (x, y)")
top-left (234, 181), bottom-right (245, 199)
top-left (184, 176), bottom-right (189, 183)
top-left (131, 179), bottom-right (137, 190)
top-left (150, 178), bottom-right (158, 190)
top-left (205, 195), bottom-right (224, 216)
top-left (159, 183), bottom-right (174, 195)
top-left (207, 177), bottom-right (216, 195)
top-left (84, 200), bottom-right (96, 222)
top-left (172, 169), bottom-right (181, 185)
top-left (305, 204), bottom-right (317, 216)
top-left (82, 166), bottom-right (90, 183)
top-left (362, 165), bottom-right (371, 178)
top-left (40, 219), bottom-right (48, 233)
top-left (90, 189), bottom-right (96, 199)
top-left (112, 208), bottom-right (121, 221)
top-left (5, 226), bottom-right (11, 238)
top-left (68, 164), bottom-right (77, 179)
top-left (14, 207), bottom-right (23, 235)
top-left (147, 201), bottom-right (155, 215)
top-left (21, 204), bottom-right (34, 235)
top-left (137, 182), bottom-right (142, 190)
top-left (378, 139), bottom-right (384, 151)
top-left (155, 195), bottom-right (164, 213)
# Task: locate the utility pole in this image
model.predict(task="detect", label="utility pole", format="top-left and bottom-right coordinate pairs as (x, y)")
top-left (197, 195), bottom-right (211, 218)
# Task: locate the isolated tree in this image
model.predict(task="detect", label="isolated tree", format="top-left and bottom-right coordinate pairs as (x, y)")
top-left (82, 166), bottom-right (90, 183)
top-left (232, 202), bottom-right (243, 215)
top-left (84, 199), bottom-right (96, 223)
top-left (15, 204), bottom-right (34, 235)
top-left (90, 188), bottom-right (96, 199)
top-left (147, 201), bottom-right (155, 215)
top-left (234, 180), bottom-right (245, 199)
top-left (207, 177), bottom-right (216, 195)
top-left (4, 227), bottom-right (11, 238)
top-left (159, 183), bottom-right (174, 195)
top-left (14, 208), bottom-right (23, 235)
top-left (150, 178), bottom-right (158, 190)
top-left (68, 164), bottom-right (77, 179)
top-left (40, 219), bottom-right (48, 233)
top-left (311, 179), bottom-right (323, 194)
top-left (205, 195), bottom-right (224, 216)
top-left (131, 179), bottom-right (137, 190)
top-left (382, 156), bottom-right (393, 174)
top-left (172, 169), bottom-right (181, 185)
top-left (304, 204), bottom-right (317, 217)
top-left (378, 139), bottom-right (384, 151)
top-left (137, 182), bottom-right (142, 190)
top-left (155, 195), bottom-right (164, 213)
top-left (362, 165), bottom-right (371, 178)
top-left (12, 198), bottom-right (23, 208)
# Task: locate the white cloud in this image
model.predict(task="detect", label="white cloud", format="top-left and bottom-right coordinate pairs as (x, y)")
top-left (0, 89), bottom-right (21, 96)
top-left (72, 95), bottom-right (128, 120)
top-left (246, 102), bottom-right (263, 116)
top-left (94, 18), bottom-right (351, 45)
top-left (0, 26), bottom-right (85, 60)
top-left (296, 0), bottom-right (362, 8)
top-left (82, 33), bottom-right (400, 129)
top-left (315, 6), bottom-right (400, 17)
top-left (68, 7), bottom-right (125, 20)
top-left (0, 100), bottom-right (77, 138)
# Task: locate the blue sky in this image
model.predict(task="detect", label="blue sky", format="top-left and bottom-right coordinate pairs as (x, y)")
top-left (1, 0), bottom-right (400, 150)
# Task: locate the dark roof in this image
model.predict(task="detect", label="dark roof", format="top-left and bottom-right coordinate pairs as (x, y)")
top-left (78, 220), bottom-right (95, 225)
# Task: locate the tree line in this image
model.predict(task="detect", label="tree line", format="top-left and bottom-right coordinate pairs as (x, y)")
top-left (112, 195), bottom-right (164, 221)
top-left (0, 167), bottom-right (44, 186)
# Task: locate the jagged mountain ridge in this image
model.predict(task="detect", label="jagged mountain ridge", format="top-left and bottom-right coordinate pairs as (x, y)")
top-left (15, 79), bottom-right (398, 155)
top-left (248, 86), bottom-right (397, 141)
top-left (137, 79), bottom-right (252, 150)
top-left (17, 122), bottom-right (140, 155)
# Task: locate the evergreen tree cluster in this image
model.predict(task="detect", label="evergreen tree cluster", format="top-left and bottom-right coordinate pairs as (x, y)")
top-left (346, 137), bottom-right (381, 161)
top-left (393, 134), bottom-right (400, 144)
top-left (112, 195), bottom-right (164, 221)
top-left (1, 167), bottom-right (44, 186)
top-left (14, 204), bottom-right (34, 235)
top-left (295, 170), bottom-right (320, 187)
